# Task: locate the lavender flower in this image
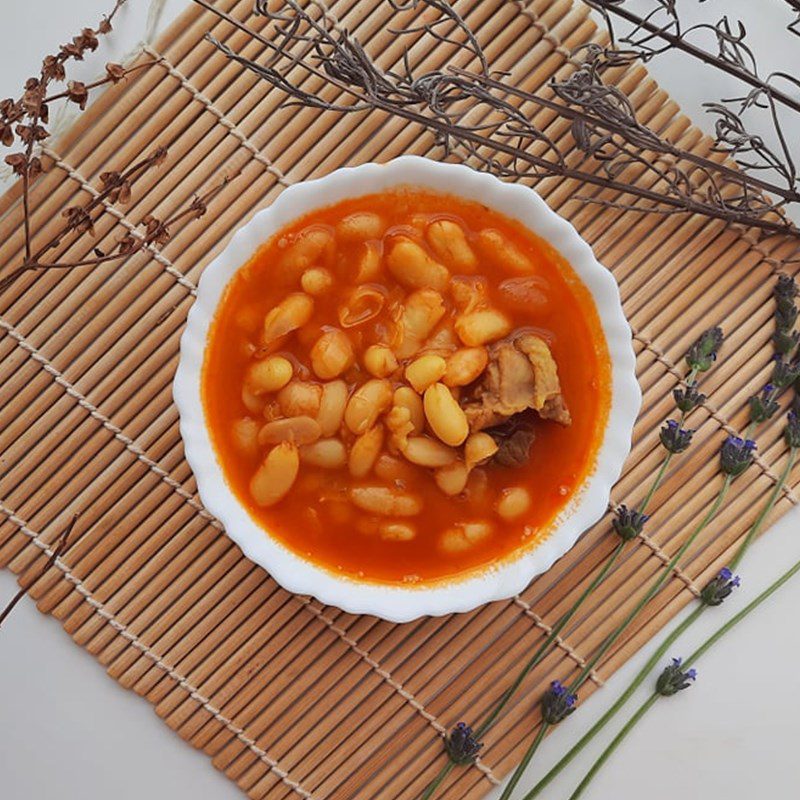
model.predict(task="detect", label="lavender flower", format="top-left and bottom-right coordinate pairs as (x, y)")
top-left (660, 420), bottom-right (694, 454)
top-left (772, 355), bottom-right (800, 389)
top-left (701, 567), bottom-right (741, 606)
top-left (673, 381), bottom-right (705, 413)
top-left (750, 384), bottom-right (780, 424)
top-left (786, 410), bottom-right (800, 449)
top-left (541, 680), bottom-right (578, 724)
top-left (720, 436), bottom-right (757, 477)
top-left (655, 658), bottom-right (697, 696)
top-left (445, 722), bottom-right (483, 765)
top-left (685, 327), bottom-right (724, 373)
top-left (612, 505), bottom-right (649, 541)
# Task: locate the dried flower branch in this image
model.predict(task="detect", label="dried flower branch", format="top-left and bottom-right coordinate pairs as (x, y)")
top-left (194, 0), bottom-right (799, 237)
top-left (0, 0), bottom-right (208, 295)
top-left (0, 515), bottom-right (77, 631)
top-left (584, 1), bottom-right (800, 201)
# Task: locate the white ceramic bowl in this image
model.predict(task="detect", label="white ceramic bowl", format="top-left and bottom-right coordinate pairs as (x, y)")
top-left (174, 156), bottom-right (640, 623)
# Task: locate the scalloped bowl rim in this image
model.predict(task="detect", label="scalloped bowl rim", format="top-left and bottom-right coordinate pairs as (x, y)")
top-left (174, 156), bottom-right (640, 623)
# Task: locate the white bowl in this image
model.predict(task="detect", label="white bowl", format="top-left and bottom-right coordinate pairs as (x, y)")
top-left (174, 156), bottom-right (640, 623)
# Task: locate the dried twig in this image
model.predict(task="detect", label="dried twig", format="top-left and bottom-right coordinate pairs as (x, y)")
top-left (0, 515), bottom-right (77, 631)
top-left (194, 0), bottom-right (798, 237)
top-left (0, 0), bottom-right (231, 295)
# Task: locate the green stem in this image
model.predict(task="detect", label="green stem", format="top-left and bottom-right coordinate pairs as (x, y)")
top-left (508, 476), bottom-right (731, 800)
top-left (555, 447), bottom-right (798, 800)
top-left (522, 604), bottom-right (705, 799)
top-left (569, 552), bottom-right (800, 800)
top-left (572, 475), bottom-right (733, 694)
top-left (568, 694), bottom-right (660, 800)
top-left (417, 541), bottom-right (626, 800)
top-left (498, 724), bottom-right (548, 800)
top-left (419, 762), bottom-right (454, 800)
top-left (475, 541), bottom-right (626, 740)
top-left (638, 452), bottom-right (672, 516)
top-left (729, 447), bottom-right (796, 570)
top-left (638, 366), bottom-right (698, 517)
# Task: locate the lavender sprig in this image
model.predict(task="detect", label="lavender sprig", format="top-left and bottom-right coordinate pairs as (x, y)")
top-left (525, 276), bottom-right (799, 800)
top-left (422, 328), bottom-right (722, 800)
top-left (566, 430), bottom-right (799, 800)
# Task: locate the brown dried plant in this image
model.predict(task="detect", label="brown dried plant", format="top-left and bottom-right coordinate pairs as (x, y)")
top-left (0, 0), bottom-right (224, 294)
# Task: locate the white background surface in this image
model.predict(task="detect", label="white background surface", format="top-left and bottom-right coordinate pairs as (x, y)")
top-left (2, 1), bottom-right (800, 799)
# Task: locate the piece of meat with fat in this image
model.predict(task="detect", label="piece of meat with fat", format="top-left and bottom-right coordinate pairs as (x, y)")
top-left (462, 333), bottom-right (571, 432)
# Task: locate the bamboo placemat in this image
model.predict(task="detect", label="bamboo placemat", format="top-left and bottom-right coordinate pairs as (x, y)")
top-left (1, 0), bottom-right (798, 797)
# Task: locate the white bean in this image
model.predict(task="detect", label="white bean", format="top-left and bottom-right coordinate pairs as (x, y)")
top-left (402, 436), bottom-right (457, 468)
top-left (426, 219), bottom-right (478, 273)
top-left (263, 293), bottom-right (314, 347)
top-left (277, 227), bottom-right (333, 278)
top-left (477, 228), bottom-right (532, 273)
top-left (396, 289), bottom-right (446, 358)
top-left (350, 485), bottom-right (422, 516)
top-left (444, 347), bottom-right (488, 387)
top-left (374, 454), bottom-right (417, 483)
top-left (246, 355), bottom-right (294, 395)
top-left (393, 387), bottom-right (425, 435)
top-left (423, 383), bottom-right (469, 446)
top-left (349, 425), bottom-right (385, 478)
top-left (455, 308), bottom-right (512, 346)
top-left (231, 417), bottom-right (259, 458)
top-left (435, 461), bottom-right (470, 496)
top-left (465, 432), bottom-right (499, 468)
top-left (363, 344), bottom-right (399, 378)
top-left (497, 487), bottom-right (532, 520)
top-left (317, 380), bottom-right (348, 436)
top-left (354, 241), bottom-right (383, 283)
top-left (386, 237), bottom-right (449, 291)
top-left (386, 405), bottom-right (415, 451)
top-left (310, 328), bottom-right (355, 379)
top-left (344, 379), bottom-right (393, 434)
top-left (380, 522), bottom-right (416, 541)
top-left (439, 521), bottom-right (493, 553)
top-left (241, 385), bottom-right (265, 414)
top-left (301, 267), bottom-right (334, 296)
top-left (278, 380), bottom-right (322, 417)
top-left (299, 438), bottom-right (347, 469)
top-left (258, 416), bottom-right (321, 446)
top-left (405, 354), bottom-right (447, 393)
top-left (249, 442), bottom-right (299, 507)
top-left (336, 212), bottom-right (386, 241)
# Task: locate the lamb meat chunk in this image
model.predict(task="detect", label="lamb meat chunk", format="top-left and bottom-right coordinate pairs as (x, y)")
top-left (461, 333), bottom-right (571, 432)
top-left (514, 334), bottom-right (572, 426)
top-left (462, 341), bottom-right (535, 430)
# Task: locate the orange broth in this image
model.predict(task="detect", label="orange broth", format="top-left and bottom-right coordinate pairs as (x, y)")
top-left (202, 188), bottom-right (610, 584)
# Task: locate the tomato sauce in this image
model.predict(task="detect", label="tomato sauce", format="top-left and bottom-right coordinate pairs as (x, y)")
top-left (202, 188), bottom-right (610, 584)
